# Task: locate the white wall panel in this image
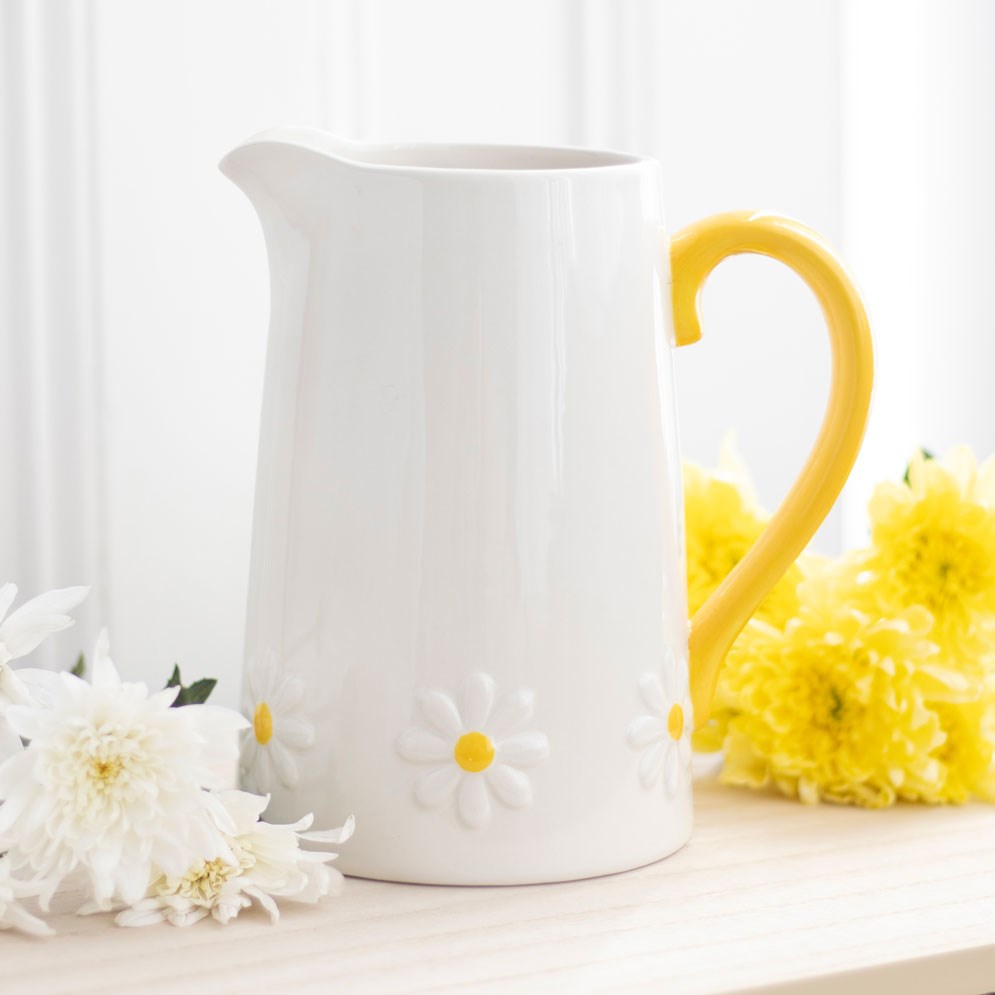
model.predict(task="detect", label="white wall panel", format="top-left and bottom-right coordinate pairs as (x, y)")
top-left (92, 0), bottom-right (336, 699)
top-left (0, 0), bottom-right (105, 668)
top-left (840, 0), bottom-right (995, 545)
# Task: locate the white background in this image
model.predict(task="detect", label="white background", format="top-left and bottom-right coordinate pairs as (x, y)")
top-left (2, 0), bottom-right (994, 701)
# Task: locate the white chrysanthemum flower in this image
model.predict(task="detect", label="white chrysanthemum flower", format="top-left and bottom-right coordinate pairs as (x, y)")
top-left (627, 652), bottom-right (693, 796)
top-left (116, 790), bottom-right (354, 928)
top-left (0, 856), bottom-right (52, 936)
top-left (0, 630), bottom-right (248, 910)
top-left (0, 583), bottom-right (89, 762)
top-left (397, 673), bottom-right (550, 830)
top-left (240, 653), bottom-right (315, 792)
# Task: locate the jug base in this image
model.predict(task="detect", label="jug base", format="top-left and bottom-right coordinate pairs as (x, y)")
top-left (337, 834), bottom-right (692, 887)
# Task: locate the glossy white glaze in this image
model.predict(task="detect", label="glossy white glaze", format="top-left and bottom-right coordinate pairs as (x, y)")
top-left (222, 130), bottom-right (690, 883)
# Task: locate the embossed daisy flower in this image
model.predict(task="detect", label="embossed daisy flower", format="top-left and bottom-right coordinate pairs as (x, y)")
top-left (240, 653), bottom-right (315, 793)
top-left (397, 673), bottom-right (549, 830)
top-left (627, 652), bottom-right (693, 796)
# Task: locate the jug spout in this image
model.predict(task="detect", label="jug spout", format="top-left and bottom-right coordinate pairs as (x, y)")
top-left (219, 127), bottom-right (362, 225)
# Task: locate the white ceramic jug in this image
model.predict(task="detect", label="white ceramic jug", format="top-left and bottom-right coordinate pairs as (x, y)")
top-left (221, 128), bottom-right (872, 884)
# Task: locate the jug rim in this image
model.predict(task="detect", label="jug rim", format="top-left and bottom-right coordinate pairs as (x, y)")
top-left (224, 127), bottom-right (656, 176)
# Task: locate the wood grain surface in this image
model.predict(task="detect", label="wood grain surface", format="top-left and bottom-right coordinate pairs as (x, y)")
top-left (6, 778), bottom-right (995, 994)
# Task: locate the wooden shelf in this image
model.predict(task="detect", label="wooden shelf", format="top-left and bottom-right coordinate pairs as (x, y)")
top-left (8, 777), bottom-right (995, 994)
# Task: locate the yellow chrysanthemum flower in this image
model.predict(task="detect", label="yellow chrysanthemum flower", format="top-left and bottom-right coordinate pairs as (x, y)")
top-left (718, 582), bottom-right (963, 807)
top-left (683, 445), bottom-right (811, 752)
top-left (860, 447), bottom-right (995, 658)
top-left (684, 458), bottom-right (802, 626)
top-left (689, 442), bottom-right (995, 804)
top-left (927, 697), bottom-right (995, 803)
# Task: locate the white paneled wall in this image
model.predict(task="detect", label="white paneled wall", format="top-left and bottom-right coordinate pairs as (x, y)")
top-left (13, 0), bottom-right (986, 701)
top-left (840, 0), bottom-right (995, 544)
top-left (0, 0), bottom-right (105, 669)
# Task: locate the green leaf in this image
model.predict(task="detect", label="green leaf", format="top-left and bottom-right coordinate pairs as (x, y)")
top-left (164, 665), bottom-right (218, 707)
top-left (70, 653), bottom-right (86, 678)
top-left (903, 447), bottom-right (934, 485)
top-left (180, 678), bottom-right (217, 706)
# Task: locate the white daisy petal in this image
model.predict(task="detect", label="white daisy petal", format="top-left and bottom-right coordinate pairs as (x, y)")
top-left (271, 674), bottom-right (306, 713)
top-left (242, 739), bottom-right (272, 793)
top-left (486, 688), bottom-right (534, 738)
top-left (414, 765), bottom-right (462, 808)
top-left (397, 728), bottom-right (452, 764)
top-left (486, 764), bottom-right (532, 808)
top-left (418, 690), bottom-right (464, 739)
top-left (664, 746), bottom-right (681, 796)
top-left (495, 732), bottom-right (549, 767)
top-left (678, 733), bottom-right (692, 769)
top-left (639, 741), bottom-right (667, 789)
top-left (269, 742), bottom-right (300, 788)
top-left (626, 715), bottom-right (666, 749)
top-left (638, 672), bottom-right (667, 717)
top-left (276, 717), bottom-right (316, 751)
top-left (460, 673), bottom-right (496, 729)
top-left (457, 775), bottom-right (491, 829)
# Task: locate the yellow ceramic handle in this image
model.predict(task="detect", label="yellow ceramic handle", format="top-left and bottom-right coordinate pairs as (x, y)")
top-left (670, 211), bottom-right (874, 728)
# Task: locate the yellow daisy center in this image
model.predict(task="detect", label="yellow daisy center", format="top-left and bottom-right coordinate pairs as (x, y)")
top-left (667, 703), bottom-right (685, 740)
top-left (253, 701), bottom-right (273, 745)
top-left (453, 731), bottom-right (494, 772)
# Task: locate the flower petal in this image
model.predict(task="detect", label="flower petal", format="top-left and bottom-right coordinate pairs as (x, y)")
top-left (269, 741), bottom-right (300, 788)
top-left (0, 584), bottom-right (17, 627)
top-left (275, 717), bottom-right (315, 751)
top-left (678, 734), bottom-right (692, 769)
top-left (664, 746), bottom-right (681, 796)
top-left (271, 674), bottom-right (306, 713)
top-left (397, 728), bottom-right (452, 764)
top-left (460, 673), bottom-right (496, 730)
top-left (91, 628), bottom-right (120, 688)
top-left (300, 814), bottom-right (355, 845)
top-left (495, 732), bottom-right (549, 767)
top-left (241, 739), bottom-right (272, 793)
top-left (638, 742), bottom-right (666, 789)
top-left (487, 688), bottom-right (534, 738)
top-left (0, 720), bottom-right (22, 763)
top-left (485, 764), bottom-right (532, 808)
top-left (457, 774), bottom-right (491, 829)
top-left (418, 690), bottom-right (464, 739)
top-left (0, 586), bottom-right (89, 661)
top-left (168, 907), bottom-right (211, 928)
top-left (627, 715), bottom-right (666, 749)
top-left (638, 672), bottom-right (667, 717)
top-left (116, 901), bottom-right (168, 928)
top-left (414, 764), bottom-right (461, 808)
